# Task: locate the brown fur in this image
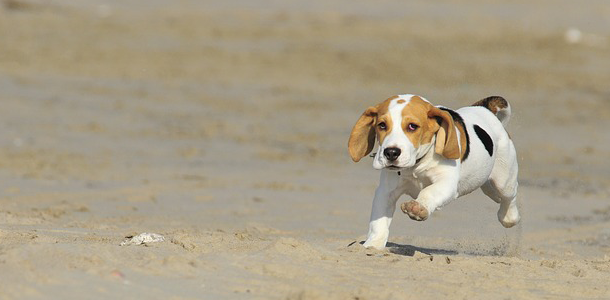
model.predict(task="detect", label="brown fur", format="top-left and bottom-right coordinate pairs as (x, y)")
top-left (472, 96), bottom-right (508, 114)
top-left (401, 96), bottom-right (440, 150)
top-left (427, 106), bottom-right (461, 159)
top-left (347, 96), bottom-right (394, 162)
top-left (473, 95), bottom-right (511, 140)
top-left (454, 120), bottom-right (468, 160)
top-left (347, 106), bottom-right (377, 162)
top-left (348, 95), bottom-right (462, 162)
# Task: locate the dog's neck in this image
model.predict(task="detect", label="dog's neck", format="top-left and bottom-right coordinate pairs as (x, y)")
top-left (398, 138), bottom-right (438, 177)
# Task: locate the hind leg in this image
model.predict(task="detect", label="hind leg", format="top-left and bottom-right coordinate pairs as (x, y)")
top-left (481, 138), bottom-right (520, 228)
top-left (482, 180), bottom-right (520, 228)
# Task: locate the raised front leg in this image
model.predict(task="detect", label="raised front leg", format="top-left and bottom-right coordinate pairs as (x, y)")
top-left (401, 171), bottom-right (459, 221)
top-left (363, 171), bottom-right (402, 249)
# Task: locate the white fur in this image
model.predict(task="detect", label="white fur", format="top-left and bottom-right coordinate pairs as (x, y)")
top-left (362, 96), bottom-right (520, 249)
top-left (372, 95), bottom-right (435, 170)
top-left (373, 96), bottom-right (412, 169)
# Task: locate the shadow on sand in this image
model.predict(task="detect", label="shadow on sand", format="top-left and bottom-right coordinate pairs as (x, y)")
top-left (385, 242), bottom-right (459, 256)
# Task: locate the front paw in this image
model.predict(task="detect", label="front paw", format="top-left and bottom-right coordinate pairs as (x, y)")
top-left (401, 200), bottom-right (429, 221)
top-left (362, 239), bottom-right (387, 250)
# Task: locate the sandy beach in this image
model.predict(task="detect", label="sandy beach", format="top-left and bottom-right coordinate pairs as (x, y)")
top-left (0, 0), bottom-right (609, 299)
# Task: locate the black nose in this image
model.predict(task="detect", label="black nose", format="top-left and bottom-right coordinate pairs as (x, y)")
top-left (383, 147), bottom-right (401, 161)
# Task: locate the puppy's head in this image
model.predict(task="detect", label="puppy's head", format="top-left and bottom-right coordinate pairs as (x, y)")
top-left (348, 94), bottom-right (460, 170)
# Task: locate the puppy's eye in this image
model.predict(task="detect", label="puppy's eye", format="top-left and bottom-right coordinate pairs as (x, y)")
top-left (377, 122), bottom-right (387, 130)
top-left (407, 123), bottom-right (419, 132)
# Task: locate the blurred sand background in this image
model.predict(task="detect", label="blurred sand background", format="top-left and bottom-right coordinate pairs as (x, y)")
top-left (0, 0), bottom-right (609, 299)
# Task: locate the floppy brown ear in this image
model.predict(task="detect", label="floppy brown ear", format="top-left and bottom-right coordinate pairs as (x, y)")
top-left (348, 107), bottom-right (378, 162)
top-left (428, 106), bottom-right (460, 159)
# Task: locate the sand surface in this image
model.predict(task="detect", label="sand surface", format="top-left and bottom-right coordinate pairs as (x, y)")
top-left (0, 0), bottom-right (609, 299)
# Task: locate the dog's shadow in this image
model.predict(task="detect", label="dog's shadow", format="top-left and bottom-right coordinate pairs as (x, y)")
top-left (384, 242), bottom-right (458, 256)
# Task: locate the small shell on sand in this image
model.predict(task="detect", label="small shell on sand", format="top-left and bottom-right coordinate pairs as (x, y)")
top-left (120, 232), bottom-right (165, 246)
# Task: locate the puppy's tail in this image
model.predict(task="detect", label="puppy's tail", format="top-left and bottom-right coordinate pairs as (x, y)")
top-left (472, 96), bottom-right (511, 128)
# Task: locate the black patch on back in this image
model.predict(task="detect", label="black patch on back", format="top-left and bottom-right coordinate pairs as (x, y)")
top-left (438, 107), bottom-right (470, 161)
top-left (473, 125), bottom-right (493, 156)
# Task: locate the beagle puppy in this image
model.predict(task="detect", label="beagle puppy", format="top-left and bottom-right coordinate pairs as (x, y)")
top-left (348, 94), bottom-right (520, 249)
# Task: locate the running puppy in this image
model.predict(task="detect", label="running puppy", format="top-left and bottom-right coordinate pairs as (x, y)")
top-left (348, 94), bottom-right (520, 249)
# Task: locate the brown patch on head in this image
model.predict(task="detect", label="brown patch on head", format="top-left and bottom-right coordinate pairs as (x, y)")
top-left (371, 96), bottom-right (397, 148)
top-left (349, 95), bottom-right (467, 162)
top-left (472, 96), bottom-right (508, 114)
top-left (395, 96), bottom-right (467, 160)
top-left (385, 95), bottom-right (400, 102)
top-left (400, 96), bottom-right (439, 150)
